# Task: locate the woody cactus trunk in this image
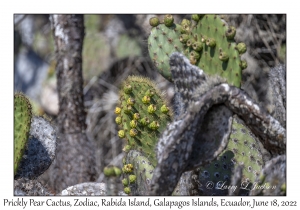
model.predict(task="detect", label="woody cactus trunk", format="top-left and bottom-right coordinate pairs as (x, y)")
top-left (46, 15), bottom-right (97, 192)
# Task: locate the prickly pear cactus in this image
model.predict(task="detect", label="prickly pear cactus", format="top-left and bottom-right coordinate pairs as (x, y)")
top-left (115, 76), bottom-right (172, 194)
top-left (14, 93), bottom-right (32, 175)
top-left (148, 14), bottom-right (247, 87)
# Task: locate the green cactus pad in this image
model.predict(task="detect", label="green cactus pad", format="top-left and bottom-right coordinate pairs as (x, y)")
top-left (148, 22), bottom-right (184, 81)
top-left (14, 93), bottom-right (32, 175)
top-left (189, 15), bottom-right (245, 87)
top-left (198, 116), bottom-right (266, 195)
top-left (116, 76), bottom-right (172, 166)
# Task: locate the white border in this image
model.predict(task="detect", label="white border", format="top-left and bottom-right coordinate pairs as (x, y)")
top-left (2, 1), bottom-right (299, 209)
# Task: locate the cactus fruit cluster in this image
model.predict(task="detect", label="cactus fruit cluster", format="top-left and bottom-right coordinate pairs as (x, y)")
top-left (148, 14), bottom-right (247, 87)
top-left (115, 76), bottom-right (172, 194)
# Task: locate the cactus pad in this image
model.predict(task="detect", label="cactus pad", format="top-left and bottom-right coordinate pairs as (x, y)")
top-left (14, 93), bottom-right (32, 175)
top-left (198, 116), bottom-right (267, 195)
top-left (148, 20), bottom-right (185, 81)
top-left (124, 150), bottom-right (155, 195)
top-left (188, 15), bottom-right (247, 87)
top-left (116, 76), bottom-right (172, 166)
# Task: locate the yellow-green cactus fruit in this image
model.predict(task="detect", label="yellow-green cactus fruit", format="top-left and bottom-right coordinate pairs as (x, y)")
top-left (140, 117), bottom-right (150, 126)
top-left (124, 187), bottom-right (131, 195)
top-left (147, 104), bottom-right (156, 114)
top-left (225, 26), bottom-right (236, 40)
top-left (123, 164), bottom-right (133, 174)
top-left (149, 17), bottom-right (160, 27)
top-left (115, 107), bottom-right (121, 115)
top-left (103, 165), bottom-right (121, 177)
top-left (118, 130), bottom-right (125, 138)
top-left (149, 121), bottom-right (160, 130)
top-left (206, 38), bottom-right (216, 47)
top-left (160, 105), bottom-right (169, 114)
top-left (133, 113), bottom-right (140, 120)
top-left (122, 178), bottom-right (129, 187)
top-left (129, 175), bottom-right (137, 184)
top-left (164, 15), bottom-right (174, 27)
top-left (219, 51), bottom-right (229, 62)
top-left (142, 95), bottom-right (151, 104)
top-left (127, 98), bottom-right (135, 105)
top-left (123, 145), bottom-right (131, 153)
top-left (236, 42), bottom-right (247, 54)
top-left (130, 120), bottom-right (137, 128)
top-left (115, 116), bottom-right (122, 125)
top-left (129, 129), bottom-right (138, 137)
